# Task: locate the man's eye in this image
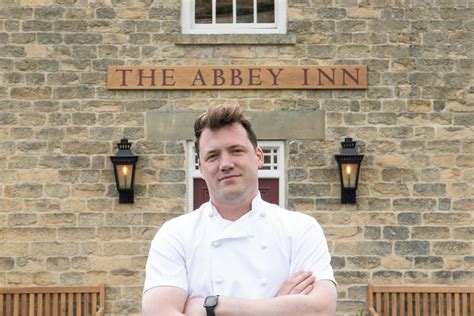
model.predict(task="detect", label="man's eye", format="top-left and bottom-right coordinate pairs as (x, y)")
top-left (206, 155), bottom-right (216, 161)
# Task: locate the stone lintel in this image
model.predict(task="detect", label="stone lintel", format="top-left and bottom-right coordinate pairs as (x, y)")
top-left (146, 111), bottom-right (325, 141)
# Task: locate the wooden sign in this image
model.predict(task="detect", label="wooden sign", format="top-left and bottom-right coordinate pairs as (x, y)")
top-left (107, 65), bottom-right (367, 90)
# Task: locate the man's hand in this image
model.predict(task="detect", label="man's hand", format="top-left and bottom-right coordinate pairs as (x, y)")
top-left (275, 271), bottom-right (315, 296)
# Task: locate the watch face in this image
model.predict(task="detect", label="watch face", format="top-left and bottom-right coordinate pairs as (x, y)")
top-left (204, 296), bottom-right (218, 307)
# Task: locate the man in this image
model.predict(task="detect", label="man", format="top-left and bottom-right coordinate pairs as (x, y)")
top-left (143, 104), bottom-right (337, 316)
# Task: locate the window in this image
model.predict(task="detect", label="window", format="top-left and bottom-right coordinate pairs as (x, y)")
top-left (181, 0), bottom-right (287, 34)
top-left (187, 141), bottom-right (286, 211)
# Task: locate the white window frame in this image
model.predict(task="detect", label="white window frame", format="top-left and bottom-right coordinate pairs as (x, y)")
top-left (181, 0), bottom-right (287, 34)
top-left (186, 140), bottom-right (285, 212)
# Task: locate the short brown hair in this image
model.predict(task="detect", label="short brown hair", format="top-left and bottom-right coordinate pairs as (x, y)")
top-left (194, 104), bottom-right (258, 157)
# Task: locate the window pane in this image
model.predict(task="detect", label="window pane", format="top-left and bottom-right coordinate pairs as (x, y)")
top-left (216, 0), bottom-right (233, 23)
top-left (195, 0), bottom-right (212, 24)
top-left (237, 0), bottom-right (254, 23)
top-left (257, 0), bottom-right (274, 23)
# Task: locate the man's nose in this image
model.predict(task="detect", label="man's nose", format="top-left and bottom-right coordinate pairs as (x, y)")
top-left (219, 153), bottom-right (234, 171)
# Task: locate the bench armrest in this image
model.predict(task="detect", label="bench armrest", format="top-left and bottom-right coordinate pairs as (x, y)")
top-left (368, 307), bottom-right (379, 316)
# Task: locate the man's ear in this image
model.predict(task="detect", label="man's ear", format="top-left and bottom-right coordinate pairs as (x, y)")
top-left (256, 146), bottom-right (264, 168)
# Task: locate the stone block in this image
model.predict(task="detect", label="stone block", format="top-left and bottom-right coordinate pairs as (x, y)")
top-left (383, 226), bottom-right (409, 240)
top-left (59, 272), bottom-right (84, 285)
top-left (412, 226), bottom-right (450, 240)
top-left (334, 271), bottom-right (369, 285)
top-left (10, 87), bottom-right (51, 100)
top-left (414, 256), bottom-right (443, 269)
top-left (413, 183), bottom-right (446, 196)
top-left (39, 213), bottom-right (76, 226)
top-left (395, 241), bottom-right (430, 256)
top-left (336, 241), bottom-right (392, 256)
top-left (452, 227), bottom-right (474, 240)
top-left (72, 184), bottom-right (106, 197)
top-left (97, 227), bottom-right (131, 241)
top-left (158, 170), bottom-right (185, 182)
top-left (58, 227), bottom-right (95, 240)
top-left (103, 242), bottom-right (142, 256)
top-left (0, 228), bottom-right (56, 241)
top-left (46, 257), bottom-right (70, 271)
top-left (379, 126), bottom-right (413, 138)
top-left (393, 198), bottom-right (436, 211)
top-left (38, 155), bottom-right (68, 168)
top-left (347, 256), bottom-right (381, 269)
top-left (106, 213), bottom-right (142, 227)
top-left (4, 184), bottom-right (42, 198)
top-left (63, 141), bottom-right (109, 154)
top-left (433, 241), bottom-right (471, 255)
top-left (45, 183), bottom-right (70, 198)
top-left (148, 183), bottom-right (186, 198)
top-left (53, 86), bottom-right (94, 99)
top-left (381, 168), bottom-right (417, 182)
top-left (64, 33), bottom-right (102, 44)
top-left (423, 213), bottom-right (472, 226)
top-left (22, 21), bottom-right (52, 32)
top-left (0, 243), bottom-right (29, 256)
top-left (0, 257), bottom-right (14, 270)
top-left (8, 213), bottom-right (37, 226)
top-left (53, 20), bottom-right (87, 32)
top-left (16, 141), bottom-right (47, 153)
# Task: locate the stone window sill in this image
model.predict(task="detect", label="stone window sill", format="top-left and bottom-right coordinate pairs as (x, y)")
top-left (175, 34), bottom-right (296, 45)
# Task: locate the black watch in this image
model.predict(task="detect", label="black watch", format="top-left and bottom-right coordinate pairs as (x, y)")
top-left (203, 295), bottom-right (219, 316)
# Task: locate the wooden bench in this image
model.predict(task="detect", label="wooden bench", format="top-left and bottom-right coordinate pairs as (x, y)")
top-left (0, 284), bottom-right (105, 316)
top-left (367, 284), bottom-right (474, 316)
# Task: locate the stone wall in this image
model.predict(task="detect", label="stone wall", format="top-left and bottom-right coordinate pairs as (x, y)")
top-left (0, 0), bottom-right (472, 315)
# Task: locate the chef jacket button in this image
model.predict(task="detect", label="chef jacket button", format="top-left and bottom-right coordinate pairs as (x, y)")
top-left (260, 212), bottom-right (266, 218)
top-left (260, 280), bottom-right (267, 286)
top-left (215, 279), bottom-right (223, 284)
top-left (212, 241), bottom-right (221, 247)
top-left (209, 213), bottom-right (214, 217)
top-left (261, 244), bottom-right (267, 250)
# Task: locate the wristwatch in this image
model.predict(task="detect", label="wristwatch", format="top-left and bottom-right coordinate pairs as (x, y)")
top-left (203, 295), bottom-right (219, 316)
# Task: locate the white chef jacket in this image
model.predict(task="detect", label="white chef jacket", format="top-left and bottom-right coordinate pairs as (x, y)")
top-left (144, 194), bottom-right (335, 299)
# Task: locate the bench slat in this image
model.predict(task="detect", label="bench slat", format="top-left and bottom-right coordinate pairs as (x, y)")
top-left (12, 294), bottom-right (19, 316)
top-left (430, 293), bottom-right (436, 316)
top-left (461, 293), bottom-right (467, 316)
top-left (422, 293), bottom-right (428, 316)
top-left (60, 293), bottom-right (66, 315)
top-left (447, 293), bottom-right (452, 316)
top-left (0, 294), bottom-right (3, 316)
top-left (400, 292), bottom-right (405, 316)
top-left (76, 293), bottom-right (81, 315)
top-left (45, 294), bottom-right (50, 316)
top-left (37, 293), bottom-right (43, 316)
top-left (384, 292), bottom-right (389, 315)
top-left (29, 293), bottom-right (35, 316)
top-left (68, 293), bottom-right (74, 316)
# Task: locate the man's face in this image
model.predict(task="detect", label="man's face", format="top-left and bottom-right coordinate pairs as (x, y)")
top-left (198, 123), bottom-right (264, 206)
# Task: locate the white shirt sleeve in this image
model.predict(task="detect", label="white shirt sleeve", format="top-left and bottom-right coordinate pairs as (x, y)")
top-left (289, 216), bottom-right (337, 285)
top-left (143, 221), bottom-right (188, 293)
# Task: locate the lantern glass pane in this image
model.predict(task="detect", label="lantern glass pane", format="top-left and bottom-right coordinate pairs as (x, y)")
top-left (117, 164), bottom-right (133, 189)
top-left (341, 163), bottom-right (358, 188)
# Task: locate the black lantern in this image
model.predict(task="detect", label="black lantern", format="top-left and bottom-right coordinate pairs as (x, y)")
top-left (110, 139), bottom-right (139, 203)
top-left (335, 137), bottom-right (364, 204)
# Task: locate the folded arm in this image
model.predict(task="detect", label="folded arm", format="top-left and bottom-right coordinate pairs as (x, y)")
top-left (143, 273), bottom-right (337, 316)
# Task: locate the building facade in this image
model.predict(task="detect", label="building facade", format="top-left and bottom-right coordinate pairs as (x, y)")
top-left (0, 0), bottom-right (472, 314)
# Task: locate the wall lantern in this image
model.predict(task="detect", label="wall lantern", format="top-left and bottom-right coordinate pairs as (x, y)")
top-left (110, 139), bottom-right (139, 204)
top-left (335, 137), bottom-right (364, 204)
